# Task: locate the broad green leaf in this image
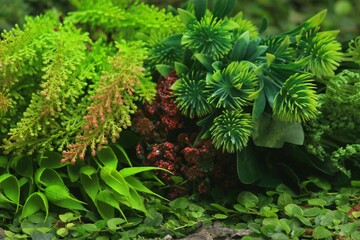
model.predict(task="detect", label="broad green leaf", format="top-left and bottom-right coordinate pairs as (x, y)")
top-left (44, 185), bottom-right (87, 211)
top-left (178, 9), bottom-right (196, 26)
top-left (230, 31), bottom-right (250, 61)
top-left (266, 53), bottom-right (276, 67)
top-left (38, 151), bottom-right (64, 169)
top-left (271, 233), bottom-right (289, 240)
top-left (221, 20), bottom-right (239, 31)
top-left (233, 204), bottom-right (247, 213)
top-left (125, 176), bottom-right (166, 200)
top-left (11, 155), bottom-right (33, 178)
top-left (236, 145), bottom-right (263, 184)
top-left (237, 191), bottom-right (259, 209)
top-left (194, 53), bottom-right (213, 71)
top-left (284, 204), bottom-right (303, 217)
top-left (194, 0), bottom-right (207, 20)
top-left (20, 192), bottom-right (48, 221)
top-left (303, 207), bottom-right (323, 217)
top-left (252, 88), bottom-right (266, 120)
top-left (264, 78), bottom-right (280, 107)
top-left (0, 174), bottom-right (20, 209)
top-left (253, 114), bottom-right (304, 148)
top-left (308, 198), bottom-right (327, 207)
top-left (277, 193), bottom-right (293, 208)
top-left (144, 211), bottom-right (163, 227)
top-left (155, 64), bottom-right (173, 77)
top-left (169, 197), bottom-right (189, 210)
top-left (100, 166), bottom-right (129, 198)
top-left (59, 213), bottom-right (78, 223)
top-left (119, 166), bottom-right (169, 178)
top-left (312, 226), bottom-right (332, 239)
top-left (35, 168), bottom-right (65, 190)
top-left (81, 223), bottom-right (98, 233)
top-left (95, 190), bottom-right (122, 220)
top-left (118, 188), bottom-right (147, 215)
top-left (248, 45), bottom-right (268, 61)
top-left (96, 146), bottom-right (118, 169)
top-left (67, 161), bottom-right (83, 182)
top-left (80, 166), bottom-right (100, 202)
top-left (107, 218), bottom-right (126, 231)
top-left (174, 61), bottom-right (189, 76)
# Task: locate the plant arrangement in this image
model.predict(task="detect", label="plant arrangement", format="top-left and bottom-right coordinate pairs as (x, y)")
top-left (0, 0), bottom-right (359, 239)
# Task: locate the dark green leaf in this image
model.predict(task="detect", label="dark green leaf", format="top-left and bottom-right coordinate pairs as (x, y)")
top-left (236, 145), bottom-right (263, 184)
top-left (194, 0), bottom-right (207, 20)
top-left (169, 197), bottom-right (189, 210)
top-left (237, 191), bottom-right (259, 209)
top-left (95, 190), bottom-right (122, 220)
top-left (258, 17), bottom-right (268, 34)
top-left (230, 31), bottom-right (249, 61)
top-left (194, 53), bottom-right (213, 71)
top-left (38, 151), bottom-right (64, 169)
top-left (35, 168), bottom-right (65, 190)
top-left (156, 64), bottom-right (173, 77)
top-left (80, 165), bottom-right (100, 202)
top-left (107, 218), bottom-right (126, 231)
top-left (0, 174), bottom-right (20, 208)
top-left (178, 9), bottom-right (196, 26)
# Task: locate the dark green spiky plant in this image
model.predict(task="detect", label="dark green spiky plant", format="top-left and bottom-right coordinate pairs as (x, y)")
top-left (153, 0), bottom-right (343, 183)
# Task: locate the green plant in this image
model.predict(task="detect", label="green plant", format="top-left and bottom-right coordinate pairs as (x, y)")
top-left (305, 70), bottom-right (360, 179)
top-left (154, 0), bottom-right (343, 184)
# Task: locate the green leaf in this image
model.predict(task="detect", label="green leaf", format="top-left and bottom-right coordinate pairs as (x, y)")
top-left (59, 212), bottom-right (78, 223)
top-left (274, 36), bottom-right (291, 57)
top-left (125, 176), bottom-right (167, 200)
top-left (169, 197), bottom-right (189, 210)
top-left (237, 191), bottom-right (259, 209)
top-left (11, 155), bottom-right (33, 178)
top-left (277, 193), bottom-right (293, 209)
top-left (308, 198), bottom-right (327, 207)
top-left (125, 188), bottom-right (148, 214)
top-left (107, 218), bottom-right (126, 231)
top-left (194, 53), bottom-right (213, 71)
top-left (96, 146), bottom-right (118, 169)
top-left (233, 204), bottom-right (247, 213)
top-left (312, 226), bottom-right (332, 239)
top-left (155, 64), bottom-right (173, 77)
top-left (100, 166), bottom-right (130, 198)
top-left (252, 87), bottom-right (266, 120)
top-left (236, 145), bottom-right (263, 184)
top-left (144, 211), bottom-right (163, 227)
top-left (213, 213), bottom-right (228, 219)
top-left (0, 156), bottom-right (8, 168)
top-left (284, 204), bottom-right (303, 217)
top-left (80, 166), bottom-right (100, 202)
top-left (20, 192), bottom-right (49, 221)
top-left (38, 151), bottom-right (64, 169)
top-left (230, 31), bottom-right (250, 61)
top-left (95, 190), bottom-right (122, 220)
top-left (178, 9), bottom-right (196, 26)
top-left (112, 144), bottom-right (133, 166)
top-left (303, 207), bottom-right (323, 217)
top-left (35, 168), bottom-right (65, 190)
top-left (57, 228), bottom-right (68, 238)
top-left (266, 53), bottom-right (276, 67)
top-left (0, 174), bottom-right (20, 209)
top-left (120, 166), bottom-right (169, 178)
top-left (194, 0), bottom-right (207, 20)
top-left (67, 161), bottom-right (83, 182)
top-left (174, 61), bottom-right (189, 76)
top-left (258, 17), bottom-right (268, 34)
top-left (253, 114), bottom-right (304, 148)
top-left (210, 203), bottom-right (231, 214)
top-left (44, 185), bottom-right (87, 211)
top-left (81, 223), bottom-right (98, 233)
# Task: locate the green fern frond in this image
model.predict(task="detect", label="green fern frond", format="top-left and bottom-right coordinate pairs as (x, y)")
top-left (181, 13), bottom-right (233, 59)
top-left (210, 110), bottom-right (253, 153)
top-left (206, 61), bottom-right (258, 109)
top-left (232, 12), bottom-right (259, 39)
top-left (298, 30), bottom-right (342, 78)
top-left (171, 73), bottom-right (213, 118)
top-left (345, 36), bottom-right (360, 65)
top-left (273, 73), bottom-right (318, 123)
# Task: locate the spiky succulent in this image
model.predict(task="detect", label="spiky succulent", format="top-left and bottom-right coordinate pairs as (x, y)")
top-left (210, 110), bottom-right (253, 153)
top-left (181, 13), bottom-right (234, 59)
top-left (171, 73), bottom-right (213, 118)
top-left (206, 61), bottom-right (258, 109)
top-left (298, 30), bottom-right (343, 78)
top-left (232, 12), bottom-right (259, 40)
top-left (273, 73), bottom-right (318, 123)
top-left (345, 36), bottom-right (360, 65)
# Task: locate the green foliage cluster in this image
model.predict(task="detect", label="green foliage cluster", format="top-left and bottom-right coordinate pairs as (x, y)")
top-left (305, 70), bottom-right (360, 178)
top-left (158, 3), bottom-right (342, 156)
top-left (0, 0), bottom-right (184, 163)
top-left (0, 144), bottom-right (168, 232)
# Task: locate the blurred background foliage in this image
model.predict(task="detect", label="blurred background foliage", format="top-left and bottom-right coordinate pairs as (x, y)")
top-left (1, 0), bottom-right (358, 42)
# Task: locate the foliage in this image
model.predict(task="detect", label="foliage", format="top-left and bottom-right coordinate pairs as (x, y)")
top-left (0, 0), bottom-right (186, 163)
top-left (0, 144), bottom-right (169, 230)
top-left (153, 1), bottom-right (343, 184)
top-left (305, 70), bottom-right (360, 178)
top-left (2, 178), bottom-right (359, 239)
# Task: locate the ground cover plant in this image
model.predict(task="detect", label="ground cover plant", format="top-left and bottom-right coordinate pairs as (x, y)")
top-left (0, 0), bottom-right (359, 239)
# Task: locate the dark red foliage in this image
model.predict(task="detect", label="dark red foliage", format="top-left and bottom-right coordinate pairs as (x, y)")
top-left (132, 73), bottom-right (240, 197)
